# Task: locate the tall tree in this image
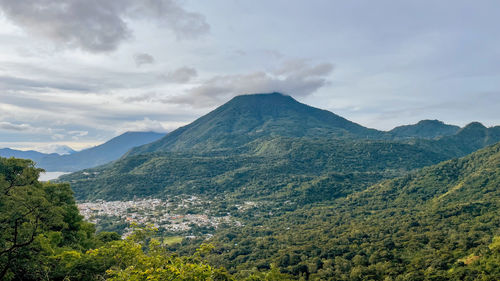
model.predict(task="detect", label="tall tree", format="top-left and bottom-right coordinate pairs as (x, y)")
top-left (0, 157), bottom-right (93, 280)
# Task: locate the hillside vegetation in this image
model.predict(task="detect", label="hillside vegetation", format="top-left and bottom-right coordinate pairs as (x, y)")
top-left (193, 142), bottom-right (500, 280)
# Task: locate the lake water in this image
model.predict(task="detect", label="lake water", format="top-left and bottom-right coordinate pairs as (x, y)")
top-left (39, 171), bottom-right (70, 181)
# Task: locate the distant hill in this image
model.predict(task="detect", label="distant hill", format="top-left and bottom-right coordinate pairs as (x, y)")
top-left (389, 119), bottom-right (460, 139)
top-left (38, 131), bottom-right (164, 171)
top-left (409, 122), bottom-right (500, 158)
top-left (438, 122), bottom-right (500, 155)
top-left (128, 93), bottom-right (384, 155)
top-left (0, 148), bottom-right (56, 163)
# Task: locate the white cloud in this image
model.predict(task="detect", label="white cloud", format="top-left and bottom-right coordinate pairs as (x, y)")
top-left (68, 130), bottom-right (89, 137)
top-left (117, 117), bottom-right (170, 134)
top-left (169, 60), bottom-right (334, 107)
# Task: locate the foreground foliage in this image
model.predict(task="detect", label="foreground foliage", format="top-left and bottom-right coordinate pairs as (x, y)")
top-left (0, 158), bottom-right (96, 280)
top-left (0, 157), bottom-right (295, 280)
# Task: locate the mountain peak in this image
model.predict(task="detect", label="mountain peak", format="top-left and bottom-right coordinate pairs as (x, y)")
top-left (232, 92), bottom-right (289, 99)
top-left (228, 92), bottom-right (293, 103)
top-left (389, 119), bottom-right (460, 139)
top-left (220, 92), bottom-right (302, 113)
top-left (128, 92), bottom-right (381, 154)
top-left (416, 119), bottom-right (445, 125)
top-left (461, 122), bottom-right (487, 130)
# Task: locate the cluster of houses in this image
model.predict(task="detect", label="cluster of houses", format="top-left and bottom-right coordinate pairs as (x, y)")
top-left (77, 197), bottom-right (241, 237)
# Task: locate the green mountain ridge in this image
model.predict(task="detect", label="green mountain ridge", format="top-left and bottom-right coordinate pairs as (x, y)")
top-left (128, 93), bottom-right (383, 155)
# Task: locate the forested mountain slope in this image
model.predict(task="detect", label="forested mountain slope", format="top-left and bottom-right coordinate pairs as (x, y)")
top-left (435, 122), bottom-right (500, 155)
top-left (127, 93), bottom-right (383, 155)
top-left (199, 142), bottom-right (500, 280)
top-left (64, 137), bottom-right (453, 201)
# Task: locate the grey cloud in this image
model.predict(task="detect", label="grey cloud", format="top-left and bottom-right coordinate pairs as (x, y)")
top-left (1, 62), bottom-right (169, 95)
top-left (134, 53), bottom-right (155, 67)
top-left (122, 92), bottom-right (158, 103)
top-left (128, 0), bottom-right (209, 40)
top-left (0, 0), bottom-right (209, 53)
top-left (0, 75), bottom-right (92, 92)
top-left (0, 121), bottom-right (32, 131)
top-left (170, 61), bottom-right (333, 107)
top-left (161, 67), bottom-right (197, 83)
top-left (0, 121), bottom-right (58, 135)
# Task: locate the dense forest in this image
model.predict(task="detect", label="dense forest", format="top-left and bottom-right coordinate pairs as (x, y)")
top-left (3, 142), bottom-right (500, 280)
top-left (187, 142), bottom-right (500, 280)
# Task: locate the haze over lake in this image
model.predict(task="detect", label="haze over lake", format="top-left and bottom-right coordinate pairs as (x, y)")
top-left (39, 171), bottom-right (70, 181)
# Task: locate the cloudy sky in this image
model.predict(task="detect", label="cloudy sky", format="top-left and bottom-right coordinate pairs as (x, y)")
top-left (1, 0), bottom-right (499, 152)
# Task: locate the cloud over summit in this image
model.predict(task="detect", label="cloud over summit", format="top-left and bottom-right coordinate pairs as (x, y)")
top-left (170, 60), bottom-right (334, 107)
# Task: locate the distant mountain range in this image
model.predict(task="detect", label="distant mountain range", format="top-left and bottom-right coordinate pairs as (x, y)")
top-left (0, 148), bottom-right (58, 163)
top-left (1, 131), bottom-right (164, 172)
